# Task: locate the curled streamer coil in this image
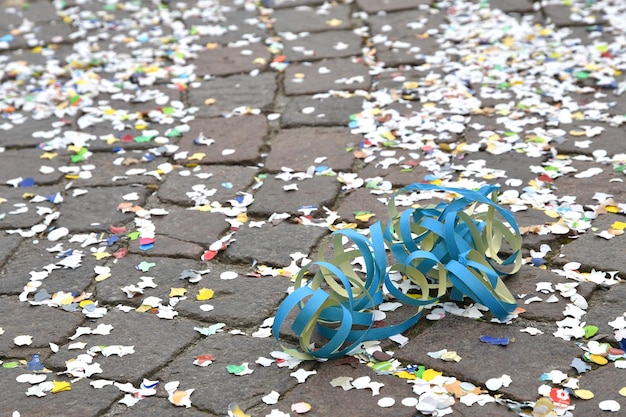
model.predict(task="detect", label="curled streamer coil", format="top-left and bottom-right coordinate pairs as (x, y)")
top-left (272, 183), bottom-right (523, 359)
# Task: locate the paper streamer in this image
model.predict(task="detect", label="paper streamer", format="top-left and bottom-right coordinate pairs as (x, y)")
top-left (272, 183), bottom-right (522, 359)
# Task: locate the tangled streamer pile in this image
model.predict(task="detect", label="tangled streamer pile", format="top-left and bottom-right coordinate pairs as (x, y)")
top-left (272, 183), bottom-right (523, 359)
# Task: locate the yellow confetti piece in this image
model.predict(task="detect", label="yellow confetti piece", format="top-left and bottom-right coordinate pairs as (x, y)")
top-left (67, 145), bottom-right (83, 153)
top-left (326, 18), bottom-right (343, 27)
top-left (135, 123), bottom-right (147, 130)
top-left (569, 130), bottom-right (586, 137)
top-left (544, 210), bottom-right (560, 218)
top-left (606, 206), bottom-right (619, 213)
top-left (253, 57), bottom-right (267, 65)
top-left (236, 213), bottom-right (248, 223)
top-left (355, 212), bottom-right (376, 222)
top-left (228, 403), bottom-right (251, 417)
top-left (40, 152), bottom-right (58, 160)
top-left (103, 108), bottom-right (116, 115)
top-left (79, 300), bottom-right (94, 308)
top-left (394, 371), bottom-right (416, 380)
top-left (611, 221), bottom-right (626, 230)
top-left (0, 197), bottom-right (6, 205)
top-left (192, 205), bottom-right (212, 212)
top-left (574, 389), bottom-right (594, 400)
top-left (441, 351), bottom-right (462, 362)
top-left (206, 42), bottom-right (219, 49)
top-left (294, 73), bottom-right (305, 79)
top-left (105, 136), bottom-right (119, 145)
top-left (136, 304), bottom-right (153, 312)
top-left (197, 288), bottom-right (214, 301)
top-left (93, 252), bottom-right (111, 260)
top-left (619, 387), bottom-right (626, 397)
top-left (421, 369), bottom-right (442, 382)
top-left (95, 273), bottom-right (111, 282)
top-left (205, 98), bottom-right (216, 105)
top-left (170, 288), bottom-right (187, 297)
top-left (188, 153), bottom-right (206, 161)
top-left (589, 354), bottom-right (608, 365)
top-left (51, 380), bottom-right (71, 393)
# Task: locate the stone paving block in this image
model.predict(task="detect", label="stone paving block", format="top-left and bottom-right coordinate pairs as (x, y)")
top-left (571, 363), bottom-right (626, 416)
top-left (271, 3), bottom-right (352, 33)
top-left (0, 19), bottom-right (75, 51)
top-left (552, 123), bottom-right (626, 157)
top-left (176, 115), bottom-right (269, 165)
top-left (543, 5), bottom-right (606, 27)
top-left (150, 205), bottom-right (230, 245)
top-left (284, 57), bottom-right (371, 96)
top-left (249, 175), bottom-right (342, 216)
top-left (0, 296), bottom-right (84, 357)
top-left (356, 0), bottom-right (431, 13)
top-left (0, 148), bottom-right (66, 186)
top-left (155, 333), bottom-right (299, 415)
top-left (281, 93), bottom-right (363, 128)
top-left (0, 239), bottom-right (99, 295)
top-left (0, 116), bottom-right (71, 149)
top-left (395, 315), bottom-right (583, 401)
top-left (281, 30), bottom-right (363, 62)
top-left (0, 370), bottom-right (120, 417)
top-left (584, 280), bottom-right (626, 338)
top-left (223, 221), bottom-right (329, 266)
top-left (557, 214), bottom-right (626, 275)
top-left (192, 43), bottom-right (270, 77)
top-left (66, 152), bottom-right (164, 187)
top-left (486, 0), bottom-right (534, 13)
top-left (128, 234), bottom-right (205, 259)
top-left (189, 72), bottom-right (276, 118)
top-left (553, 160), bottom-right (626, 207)
top-left (0, 185), bottom-right (57, 230)
top-left (95, 254), bottom-right (209, 306)
top-left (183, 8), bottom-right (267, 46)
top-left (358, 150), bottom-right (432, 187)
top-left (55, 184), bottom-right (151, 233)
top-left (262, 359), bottom-right (417, 417)
top-left (504, 265), bottom-right (596, 322)
top-left (0, 232), bottom-right (21, 266)
top-left (47, 309), bottom-right (200, 382)
top-left (368, 9), bottom-right (445, 67)
top-left (335, 187), bottom-right (390, 227)
top-left (264, 126), bottom-right (356, 172)
top-left (157, 165), bottom-right (259, 207)
top-left (105, 397), bottom-right (220, 416)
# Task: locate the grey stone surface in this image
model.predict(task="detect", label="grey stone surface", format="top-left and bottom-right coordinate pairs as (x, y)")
top-left (128, 234), bottom-right (205, 259)
top-left (155, 333), bottom-right (299, 415)
top-left (176, 115), bottom-right (269, 165)
top-left (0, 148), bottom-right (66, 186)
top-left (356, 0), bottom-right (431, 13)
top-left (396, 315), bottom-right (584, 401)
top-left (281, 93), bottom-right (362, 128)
top-left (157, 165), bottom-right (259, 207)
top-left (281, 30), bottom-right (363, 62)
top-left (0, 296), bottom-right (84, 357)
top-left (149, 205), bottom-right (230, 246)
top-left (47, 309), bottom-right (200, 382)
top-left (192, 43), bottom-right (270, 77)
top-left (55, 185), bottom-right (151, 233)
top-left (249, 174), bottom-right (342, 216)
top-left (264, 126), bottom-right (356, 172)
top-left (271, 3), bottom-right (352, 33)
top-left (284, 57), bottom-right (371, 96)
top-left (188, 72), bottom-right (276, 118)
top-left (223, 220), bottom-right (329, 266)
top-left (0, 185), bottom-right (57, 229)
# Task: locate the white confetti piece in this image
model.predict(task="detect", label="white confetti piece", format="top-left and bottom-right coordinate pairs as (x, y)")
top-left (290, 368), bottom-right (317, 383)
top-left (262, 390), bottom-right (280, 405)
top-left (599, 400), bottom-right (621, 412)
top-left (574, 167), bottom-right (603, 178)
top-left (13, 335), bottom-right (33, 346)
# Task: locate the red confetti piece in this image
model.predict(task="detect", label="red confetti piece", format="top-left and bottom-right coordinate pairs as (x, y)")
top-left (549, 388), bottom-right (570, 406)
top-left (110, 225), bottom-right (126, 234)
top-left (113, 248), bottom-right (128, 259)
top-left (201, 250), bottom-right (217, 261)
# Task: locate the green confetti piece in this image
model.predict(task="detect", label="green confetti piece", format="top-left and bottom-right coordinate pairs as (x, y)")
top-left (162, 106), bottom-right (175, 115)
top-left (103, 3), bottom-right (115, 10)
top-left (127, 231), bottom-right (141, 240)
top-left (70, 154), bottom-right (85, 163)
top-left (414, 365), bottom-right (426, 379)
top-left (575, 71), bottom-right (589, 79)
top-left (2, 361), bottom-right (19, 368)
top-left (584, 325), bottom-right (598, 338)
top-left (165, 128), bottom-right (181, 138)
top-left (134, 135), bottom-right (152, 143)
top-left (226, 364), bottom-right (246, 374)
top-left (190, 25), bottom-right (198, 36)
top-left (372, 361), bottom-right (393, 372)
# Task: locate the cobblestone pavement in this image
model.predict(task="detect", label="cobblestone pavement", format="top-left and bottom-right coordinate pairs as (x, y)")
top-left (1, 0), bottom-right (626, 416)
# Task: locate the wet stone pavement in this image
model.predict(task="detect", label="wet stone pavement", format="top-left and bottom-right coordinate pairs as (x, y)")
top-left (1, 0), bottom-right (626, 416)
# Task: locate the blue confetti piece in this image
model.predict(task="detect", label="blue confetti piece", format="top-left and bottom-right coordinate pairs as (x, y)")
top-left (107, 235), bottom-right (118, 246)
top-left (531, 257), bottom-right (547, 267)
top-left (19, 177), bottom-right (35, 188)
top-left (222, 182), bottom-right (233, 189)
top-left (0, 34), bottom-right (14, 42)
top-left (620, 339), bottom-right (626, 352)
top-left (27, 354), bottom-right (44, 371)
top-left (314, 165), bottom-right (329, 173)
top-left (55, 249), bottom-right (73, 259)
top-left (479, 335), bottom-right (510, 346)
top-left (139, 243), bottom-right (154, 251)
